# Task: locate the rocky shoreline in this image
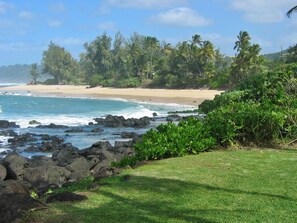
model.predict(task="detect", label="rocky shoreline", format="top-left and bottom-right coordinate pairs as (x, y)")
top-left (0, 114), bottom-right (196, 222)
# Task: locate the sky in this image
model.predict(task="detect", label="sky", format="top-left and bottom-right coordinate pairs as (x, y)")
top-left (0, 0), bottom-right (297, 66)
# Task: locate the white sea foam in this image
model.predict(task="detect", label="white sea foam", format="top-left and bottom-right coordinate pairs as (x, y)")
top-left (12, 106), bottom-right (164, 128)
top-left (15, 115), bottom-right (94, 128)
top-left (0, 136), bottom-right (12, 147)
top-left (117, 106), bottom-right (159, 119)
top-left (0, 83), bottom-right (25, 87)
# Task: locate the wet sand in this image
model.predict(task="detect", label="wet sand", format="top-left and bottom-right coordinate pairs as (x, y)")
top-left (0, 85), bottom-right (222, 106)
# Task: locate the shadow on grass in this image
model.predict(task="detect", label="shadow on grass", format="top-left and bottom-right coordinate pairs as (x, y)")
top-left (39, 175), bottom-right (296, 223)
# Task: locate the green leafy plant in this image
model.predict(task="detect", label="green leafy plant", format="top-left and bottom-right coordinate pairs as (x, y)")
top-left (116, 118), bottom-right (216, 166)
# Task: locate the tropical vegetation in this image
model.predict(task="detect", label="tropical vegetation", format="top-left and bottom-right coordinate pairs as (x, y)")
top-left (39, 31), bottom-right (268, 89)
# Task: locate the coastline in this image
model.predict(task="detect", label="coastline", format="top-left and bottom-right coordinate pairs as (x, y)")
top-left (0, 85), bottom-right (223, 106)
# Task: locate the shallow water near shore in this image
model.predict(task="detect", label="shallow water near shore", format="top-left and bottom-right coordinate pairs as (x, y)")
top-left (0, 92), bottom-right (194, 158)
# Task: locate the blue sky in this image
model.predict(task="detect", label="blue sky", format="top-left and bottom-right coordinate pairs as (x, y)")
top-left (0, 0), bottom-right (296, 65)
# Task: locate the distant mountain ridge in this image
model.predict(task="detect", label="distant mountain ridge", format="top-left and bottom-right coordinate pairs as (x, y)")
top-left (0, 64), bottom-right (47, 83)
top-left (263, 51), bottom-right (287, 61)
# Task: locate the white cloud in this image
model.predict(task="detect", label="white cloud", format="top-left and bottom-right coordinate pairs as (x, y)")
top-left (150, 7), bottom-right (212, 27)
top-left (98, 21), bottom-right (117, 31)
top-left (50, 3), bottom-right (65, 12)
top-left (0, 1), bottom-right (13, 14)
top-left (0, 42), bottom-right (30, 51)
top-left (19, 11), bottom-right (36, 20)
top-left (47, 19), bottom-right (62, 27)
top-left (53, 37), bottom-right (85, 46)
top-left (229, 0), bottom-right (296, 23)
top-left (106, 0), bottom-right (187, 9)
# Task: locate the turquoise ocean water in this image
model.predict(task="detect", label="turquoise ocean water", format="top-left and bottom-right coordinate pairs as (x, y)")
top-left (0, 85), bottom-right (193, 157)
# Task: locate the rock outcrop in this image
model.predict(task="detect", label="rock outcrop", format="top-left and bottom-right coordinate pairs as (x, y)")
top-left (93, 115), bottom-right (150, 128)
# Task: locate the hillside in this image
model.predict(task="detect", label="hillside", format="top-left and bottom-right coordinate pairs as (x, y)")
top-left (0, 64), bottom-right (47, 83)
top-left (263, 51), bottom-right (287, 61)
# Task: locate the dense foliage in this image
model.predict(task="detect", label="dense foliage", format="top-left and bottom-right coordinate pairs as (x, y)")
top-left (200, 70), bottom-right (297, 145)
top-left (116, 66), bottom-right (297, 167)
top-left (38, 31), bottom-right (267, 89)
top-left (42, 42), bottom-right (78, 84)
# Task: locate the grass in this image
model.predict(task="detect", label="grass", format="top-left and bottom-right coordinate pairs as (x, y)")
top-left (27, 149), bottom-right (297, 223)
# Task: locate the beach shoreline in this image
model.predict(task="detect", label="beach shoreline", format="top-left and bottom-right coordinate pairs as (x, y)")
top-left (0, 85), bottom-right (223, 106)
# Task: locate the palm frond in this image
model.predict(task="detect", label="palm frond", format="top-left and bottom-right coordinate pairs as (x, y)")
top-left (287, 5), bottom-right (297, 18)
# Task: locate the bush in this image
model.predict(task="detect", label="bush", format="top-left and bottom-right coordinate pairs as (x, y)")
top-left (116, 70), bottom-right (297, 167)
top-left (208, 72), bottom-right (230, 89)
top-left (116, 118), bottom-right (216, 166)
top-left (89, 74), bottom-right (103, 87)
top-left (198, 90), bottom-right (245, 114)
top-left (206, 102), bottom-right (292, 145)
top-left (118, 77), bottom-right (141, 88)
top-left (43, 78), bottom-right (58, 85)
top-left (165, 74), bottom-right (179, 88)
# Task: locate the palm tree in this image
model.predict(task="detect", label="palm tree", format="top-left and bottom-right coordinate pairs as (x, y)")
top-left (234, 31), bottom-right (251, 52)
top-left (287, 5), bottom-right (297, 18)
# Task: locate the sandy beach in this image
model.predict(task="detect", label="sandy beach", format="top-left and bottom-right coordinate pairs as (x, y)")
top-left (0, 85), bottom-right (223, 106)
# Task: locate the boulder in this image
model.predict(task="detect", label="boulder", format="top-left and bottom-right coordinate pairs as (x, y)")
top-left (3, 153), bottom-right (29, 180)
top-left (114, 140), bottom-right (135, 157)
top-left (0, 130), bottom-right (18, 137)
top-left (36, 123), bottom-right (68, 129)
top-left (0, 180), bottom-right (46, 223)
top-left (79, 141), bottom-right (113, 156)
top-left (39, 141), bottom-right (61, 152)
top-left (125, 116), bottom-right (150, 128)
top-left (23, 166), bottom-right (71, 188)
top-left (28, 156), bottom-right (56, 167)
top-left (100, 149), bottom-right (122, 163)
top-left (46, 192), bottom-right (87, 203)
top-left (0, 180), bottom-right (31, 196)
top-left (65, 128), bottom-right (84, 133)
top-left (52, 144), bottom-right (80, 166)
top-left (68, 170), bottom-right (90, 182)
top-left (94, 115), bottom-right (125, 127)
top-left (166, 114), bottom-right (182, 122)
top-left (29, 120), bottom-right (41, 125)
top-left (66, 157), bottom-right (91, 181)
top-left (91, 127), bottom-right (104, 133)
top-left (114, 140), bottom-right (133, 149)
top-left (40, 134), bottom-right (51, 140)
top-left (0, 164), bottom-right (7, 180)
top-left (0, 120), bottom-right (20, 128)
top-left (120, 132), bottom-right (139, 139)
top-left (8, 133), bottom-right (37, 147)
top-left (92, 160), bottom-right (114, 179)
top-left (66, 157), bottom-right (90, 173)
top-left (93, 115), bottom-right (150, 128)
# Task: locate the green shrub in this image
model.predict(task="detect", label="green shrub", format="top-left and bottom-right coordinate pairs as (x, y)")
top-left (208, 72), bottom-right (230, 89)
top-left (198, 90), bottom-right (245, 114)
top-left (165, 74), bottom-right (179, 88)
top-left (89, 74), bottom-right (103, 87)
top-left (115, 118), bottom-right (216, 166)
top-left (43, 78), bottom-right (58, 85)
top-left (206, 102), bottom-right (295, 145)
top-left (118, 77), bottom-right (141, 88)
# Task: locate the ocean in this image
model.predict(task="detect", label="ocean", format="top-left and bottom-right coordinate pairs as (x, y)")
top-left (0, 86), bottom-right (194, 158)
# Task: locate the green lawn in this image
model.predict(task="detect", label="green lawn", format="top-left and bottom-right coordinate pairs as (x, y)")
top-left (27, 149), bottom-right (297, 223)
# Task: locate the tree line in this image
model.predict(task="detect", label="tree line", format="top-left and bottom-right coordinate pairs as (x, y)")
top-left (31, 30), bottom-right (296, 89)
